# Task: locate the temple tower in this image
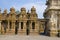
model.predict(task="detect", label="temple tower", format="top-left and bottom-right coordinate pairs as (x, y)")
top-left (30, 6), bottom-right (39, 35)
top-left (44, 0), bottom-right (60, 36)
top-left (18, 7), bottom-right (27, 35)
top-left (2, 9), bottom-right (8, 34)
top-left (8, 7), bottom-right (16, 35)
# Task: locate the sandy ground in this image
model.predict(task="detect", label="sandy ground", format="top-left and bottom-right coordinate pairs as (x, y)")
top-left (0, 35), bottom-right (60, 40)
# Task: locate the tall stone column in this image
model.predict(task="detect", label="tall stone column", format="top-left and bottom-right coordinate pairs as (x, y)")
top-left (35, 22), bottom-right (37, 30)
top-left (29, 21), bottom-right (32, 35)
top-left (12, 22), bottom-right (15, 29)
top-left (35, 22), bottom-right (38, 30)
top-left (35, 22), bottom-right (39, 35)
top-left (30, 21), bottom-right (32, 29)
top-left (11, 22), bottom-right (15, 34)
top-left (6, 21), bottom-right (10, 34)
top-left (23, 22), bottom-right (26, 29)
top-left (19, 22), bottom-right (21, 30)
top-left (0, 21), bottom-right (1, 34)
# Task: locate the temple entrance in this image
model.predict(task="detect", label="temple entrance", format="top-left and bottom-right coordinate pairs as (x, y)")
top-left (26, 21), bottom-right (30, 35)
top-left (32, 22), bottom-right (35, 30)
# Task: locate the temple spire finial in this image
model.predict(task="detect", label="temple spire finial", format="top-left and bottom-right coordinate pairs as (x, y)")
top-left (10, 7), bottom-right (15, 12)
top-left (31, 6), bottom-right (36, 11)
top-left (4, 9), bottom-right (7, 14)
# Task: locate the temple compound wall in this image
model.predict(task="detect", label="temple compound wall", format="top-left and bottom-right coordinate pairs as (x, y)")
top-left (0, 0), bottom-right (60, 37)
top-left (0, 6), bottom-right (45, 35)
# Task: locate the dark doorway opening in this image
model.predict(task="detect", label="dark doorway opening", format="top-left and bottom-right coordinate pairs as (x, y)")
top-left (32, 22), bottom-right (35, 30)
top-left (21, 22), bottom-right (23, 29)
top-left (10, 22), bottom-right (11, 29)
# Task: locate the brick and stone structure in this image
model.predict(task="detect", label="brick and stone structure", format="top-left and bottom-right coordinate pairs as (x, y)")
top-left (0, 0), bottom-right (60, 37)
top-left (0, 6), bottom-right (45, 35)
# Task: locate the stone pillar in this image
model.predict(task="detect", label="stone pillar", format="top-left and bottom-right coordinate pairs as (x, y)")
top-left (34, 22), bottom-right (39, 35)
top-left (23, 22), bottom-right (26, 35)
top-left (19, 22), bottom-right (21, 30)
top-left (35, 22), bottom-right (36, 29)
top-left (30, 21), bottom-right (32, 29)
top-left (11, 22), bottom-right (15, 29)
top-left (11, 22), bottom-right (15, 34)
top-left (6, 21), bottom-right (10, 34)
top-left (0, 21), bottom-right (1, 34)
top-left (35, 22), bottom-right (39, 30)
top-left (23, 22), bottom-right (26, 29)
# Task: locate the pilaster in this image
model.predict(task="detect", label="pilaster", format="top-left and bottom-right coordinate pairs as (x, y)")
top-left (19, 22), bottom-right (21, 30)
top-left (11, 22), bottom-right (15, 29)
top-left (23, 22), bottom-right (26, 29)
top-left (30, 21), bottom-right (32, 29)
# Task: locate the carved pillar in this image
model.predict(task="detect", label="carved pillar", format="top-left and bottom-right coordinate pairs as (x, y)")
top-left (30, 21), bottom-right (32, 29)
top-left (30, 21), bottom-right (32, 33)
top-left (35, 22), bottom-right (37, 30)
top-left (0, 21), bottom-right (1, 34)
top-left (19, 22), bottom-right (21, 30)
top-left (23, 22), bottom-right (26, 29)
top-left (11, 22), bottom-right (15, 29)
top-left (35, 22), bottom-right (38, 30)
top-left (35, 22), bottom-right (39, 35)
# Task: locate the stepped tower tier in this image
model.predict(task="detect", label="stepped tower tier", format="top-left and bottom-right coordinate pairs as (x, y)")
top-left (3, 9), bottom-right (7, 14)
top-left (10, 7), bottom-right (16, 14)
top-left (18, 7), bottom-right (27, 21)
top-left (31, 6), bottom-right (36, 13)
top-left (5, 7), bottom-right (16, 35)
top-left (30, 6), bottom-right (38, 20)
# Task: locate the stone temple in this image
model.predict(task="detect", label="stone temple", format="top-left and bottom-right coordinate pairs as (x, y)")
top-left (0, 0), bottom-right (60, 37)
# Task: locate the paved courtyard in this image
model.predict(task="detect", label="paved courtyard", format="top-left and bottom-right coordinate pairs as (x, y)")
top-left (0, 35), bottom-right (60, 40)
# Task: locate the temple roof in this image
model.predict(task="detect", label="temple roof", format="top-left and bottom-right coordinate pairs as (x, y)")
top-left (21, 7), bottom-right (26, 11)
